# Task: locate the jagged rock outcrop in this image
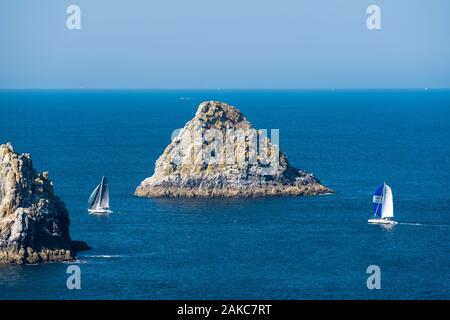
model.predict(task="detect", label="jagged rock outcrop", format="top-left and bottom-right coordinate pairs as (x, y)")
top-left (135, 101), bottom-right (332, 198)
top-left (0, 143), bottom-right (90, 264)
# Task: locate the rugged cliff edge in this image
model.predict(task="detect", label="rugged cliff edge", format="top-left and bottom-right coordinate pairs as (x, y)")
top-left (135, 101), bottom-right (332, 198)
top-left (0, 143), bottom-right (90, 264)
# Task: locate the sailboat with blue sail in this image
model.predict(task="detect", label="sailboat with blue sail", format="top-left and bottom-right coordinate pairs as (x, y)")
top-left (368, 182), bottom-right (397, 225)
top-left (88, 176), bottom-right (112, 214)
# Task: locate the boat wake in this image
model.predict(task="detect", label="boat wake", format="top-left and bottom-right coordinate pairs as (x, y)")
top-left (398, 222), bottom-right (449, 228)
top-left (82, 255), bottom-right (128, 259)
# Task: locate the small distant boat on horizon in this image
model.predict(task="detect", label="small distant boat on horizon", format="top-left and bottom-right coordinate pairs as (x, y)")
top-left (368, 182), bottom-right (397, 225)
top-left (88, 176), bottom-right (112, 214)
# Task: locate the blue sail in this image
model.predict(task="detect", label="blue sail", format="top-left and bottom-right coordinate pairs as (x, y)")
top-left (372, 184), bottom-right (384, 218)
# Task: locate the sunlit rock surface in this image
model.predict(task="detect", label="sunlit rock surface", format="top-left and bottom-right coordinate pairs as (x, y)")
top-left (135, 101), bottom-right (332, 198)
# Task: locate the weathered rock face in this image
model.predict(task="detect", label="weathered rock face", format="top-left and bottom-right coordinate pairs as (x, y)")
top-left (135, 101), bottom-right (332, 198)
top-left (0, 143), bottom-right (89, 264)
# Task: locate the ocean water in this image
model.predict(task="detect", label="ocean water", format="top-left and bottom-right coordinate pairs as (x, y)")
top-left (0, 90), bottom-right (449, 300)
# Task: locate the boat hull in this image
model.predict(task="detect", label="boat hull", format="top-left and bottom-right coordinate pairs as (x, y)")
top-left (368, 218), bottom-right (398, 225)
top-left (88, 208), bottom-right (112, 214)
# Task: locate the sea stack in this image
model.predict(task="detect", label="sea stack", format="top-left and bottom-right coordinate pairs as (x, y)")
top-left (0, 143), bottom-right (89, 264)
top-left (135, 101), bottom-right (332, 198)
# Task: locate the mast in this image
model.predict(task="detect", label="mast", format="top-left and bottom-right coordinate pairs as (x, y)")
top-left (100, 177), bottom-right (109, 209)
top-left (96, 177), bottom-right (104, 209)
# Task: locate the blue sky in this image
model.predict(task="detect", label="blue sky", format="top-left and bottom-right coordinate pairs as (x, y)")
top-left (0, 0), bottom-right (449, 89)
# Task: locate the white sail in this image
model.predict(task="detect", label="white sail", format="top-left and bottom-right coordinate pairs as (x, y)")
top-left (90, 183), bottom-right (103, 210)
top-left (100, 180), bottom-right (109, 209)
top-left (88, 185), bottom-right (100, 208)
top-left (88, 177), bottom-right (110, 212)
top-left (381, 184), bottom-right (394, 219)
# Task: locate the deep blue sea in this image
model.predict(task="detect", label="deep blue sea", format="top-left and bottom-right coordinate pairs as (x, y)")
top-left (0, 90), bottom-right (449, 299)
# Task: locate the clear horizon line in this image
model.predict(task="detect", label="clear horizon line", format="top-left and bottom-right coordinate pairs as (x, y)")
top-left (0, 87), bottom-right (449, 91)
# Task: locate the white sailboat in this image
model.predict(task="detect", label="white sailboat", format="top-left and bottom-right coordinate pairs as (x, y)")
top-left (88, 176), bottom-right (112, 214)
top-left (368, 182), bottom-right (397, 225)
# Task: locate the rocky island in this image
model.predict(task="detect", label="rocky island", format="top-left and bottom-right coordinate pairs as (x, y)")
top-left (135, 101), bottom-right (332, 198)
top-left (0, 143), bottom-right (89, 264)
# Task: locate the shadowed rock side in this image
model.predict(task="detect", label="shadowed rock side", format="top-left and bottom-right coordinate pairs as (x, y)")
top-left (0, 143), bottom-right (90, 264)
top-left (135, 101), bottom-right (332, 198)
